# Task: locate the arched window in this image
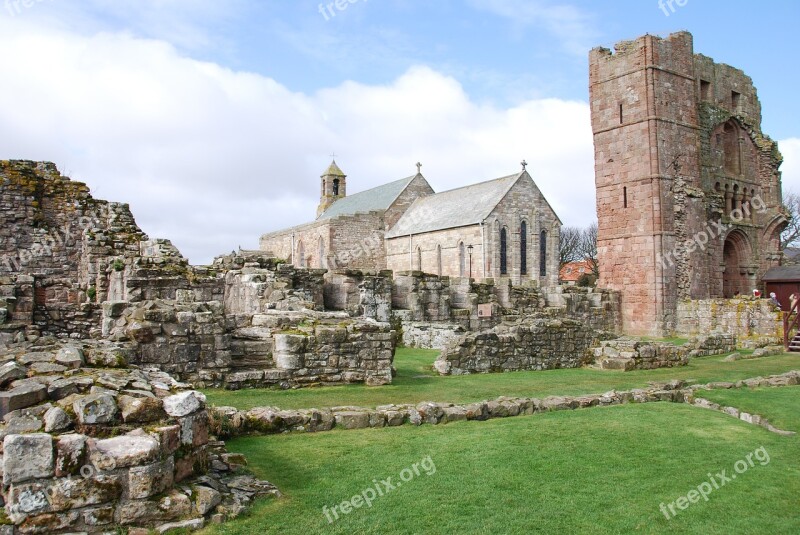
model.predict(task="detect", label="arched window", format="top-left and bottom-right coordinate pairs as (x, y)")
top-left (459, 242), bottom-right (466, 277)
top-left (520, 221), bottom-right (528, 275)
top-left (500, 228), bottom-right (508, 275)
top-left (416, 247), bottom-right (422, 271)
top-left (436, 245), bottom-right (442, 276)
top-left (539, 231), bottom-right (547, 276)
top-left (297, 241), bottom-right (305, 268)
top-left (332, 178), bottom-right (340, 196)
top-left (318, 237), bottom-right (325, 268)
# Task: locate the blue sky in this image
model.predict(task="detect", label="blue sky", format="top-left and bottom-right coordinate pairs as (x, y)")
top-left (1, 0), bottom-right (798, 263)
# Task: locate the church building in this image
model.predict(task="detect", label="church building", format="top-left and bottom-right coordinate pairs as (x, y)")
top-left (259, 160), bottom-right (561, 287)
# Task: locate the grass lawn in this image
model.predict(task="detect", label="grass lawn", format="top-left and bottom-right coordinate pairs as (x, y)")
top-left (203, 348), bottom-right (800, 410)
top-left (202, 393), bottom-right (800, 534)
top-left (701, 385), bottom-right (800, 432)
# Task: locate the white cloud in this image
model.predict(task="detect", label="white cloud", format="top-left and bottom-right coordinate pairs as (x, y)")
top-left (0, 18), bottom-right (596, 264)
top-left (468, 0), bottom-right (597, 55)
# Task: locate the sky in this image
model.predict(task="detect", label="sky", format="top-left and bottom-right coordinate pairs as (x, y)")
top-left (1, 0), bottom-right (798, 264)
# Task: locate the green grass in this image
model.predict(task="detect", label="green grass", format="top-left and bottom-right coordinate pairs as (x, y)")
top-left (203, 395), bottom-right (800, 534)
top-left (700, 386), bottom-right (800, 432)
top-left (203, 348), bottom-right (800, 410)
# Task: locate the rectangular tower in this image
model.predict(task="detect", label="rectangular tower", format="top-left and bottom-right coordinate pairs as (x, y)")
top-left (590, 32), bottom-right (785, 335)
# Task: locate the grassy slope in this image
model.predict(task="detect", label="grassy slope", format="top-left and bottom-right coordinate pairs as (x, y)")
top-left (701, 385), bottom-right (800, 432)
top-left (204, 348), bottom-right (800, 410)
top-left (203, 396), bottom-right (800, 535)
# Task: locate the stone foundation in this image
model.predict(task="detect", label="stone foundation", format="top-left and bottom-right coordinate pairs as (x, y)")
top-left (0, 337), bottom-right (277, 534)
top-left (675, 298), bottom-right (782, 345)
top-left (434, 318), bottom-right (605, 375)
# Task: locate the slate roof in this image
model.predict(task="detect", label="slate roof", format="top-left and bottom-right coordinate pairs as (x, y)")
top-left (762, 265), bottom-right (800, 282)
top-left (322, 160), bottom-right (346, 177)
top-left (318, 175), bottom-right (416, 220)
top-left (385, 173), bottom-right (521, 238)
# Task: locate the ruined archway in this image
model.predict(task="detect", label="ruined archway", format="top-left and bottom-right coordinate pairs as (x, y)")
top-left (722, 230), bottom-right (751, 297)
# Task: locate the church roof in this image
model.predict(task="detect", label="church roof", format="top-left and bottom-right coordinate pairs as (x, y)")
top-left (322, 160), bottom-right (346, 177)
top-left (386, 173), bottom-right (521, 238)
top-left (318, 175), bottom-right (417, 220)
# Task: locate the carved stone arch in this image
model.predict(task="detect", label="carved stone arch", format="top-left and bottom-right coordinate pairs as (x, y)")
top-left (722, 229), bottom-right (753, 298)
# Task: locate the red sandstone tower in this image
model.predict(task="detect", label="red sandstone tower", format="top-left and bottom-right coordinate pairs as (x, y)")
top-left (589, 32), bottom-right (785, 335)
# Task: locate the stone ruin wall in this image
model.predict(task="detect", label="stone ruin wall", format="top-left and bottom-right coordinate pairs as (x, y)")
top-left (590, 32), bottom-right (785, 336)
top-left (0, 337), bottom-right (277, 534)
top-left (675, 298), bottom-right (783, 347)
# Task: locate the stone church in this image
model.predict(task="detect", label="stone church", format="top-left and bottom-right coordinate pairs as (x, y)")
top-left (259, 161), bottom-right (561, 286)
top-left (590, 32), bottom-right (786, 335)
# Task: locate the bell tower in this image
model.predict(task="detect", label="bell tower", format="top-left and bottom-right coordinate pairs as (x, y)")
top-left (317, 159), bottom-right (346, 217)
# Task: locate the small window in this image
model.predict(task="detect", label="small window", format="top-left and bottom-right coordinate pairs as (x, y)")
top-left (332, 178), bottom-right (340, 196)
top-left (623, 186), bottom-right (628, 208)
top-left (520, 221), bottom-right (528, 275)
top-left (731, 91), bottom-right (740, 110)
top-left (619, 104), bottom-right (624, 124)
top-left (500, 228), bottom-right (508, 275)
top-left (539, 231), bottom-right (547, 276)
top-left (459, 242), bottom-right (466, 277)
top-left (416, 247), bottom-right (422, 271)
top-left (700, 80), bottom-right (710, 100)
top-left (436, 245), bottom-right (442, 276)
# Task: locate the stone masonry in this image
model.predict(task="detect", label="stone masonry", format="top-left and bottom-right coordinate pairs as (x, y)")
top-left (590, 32), bottom-right (786, 336)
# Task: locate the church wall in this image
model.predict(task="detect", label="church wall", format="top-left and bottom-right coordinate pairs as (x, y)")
top-left (328, 211), bottom-right (386, 270)
top-left (384, 174), bottom-right (435, 230)
top-left (486, 174), bottom-right (561, 287)
top-left (385, 226), bottom-right (485, 278)
top-left (259, 221), bottom-right (332, 269)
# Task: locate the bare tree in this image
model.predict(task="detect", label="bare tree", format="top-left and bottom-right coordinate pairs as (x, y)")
top-left (559, 226), bottom-right (583, 267)
top-left (580, 222), bottom-right (599, 277)
top-left (781, 190), bottom-right (800, 250)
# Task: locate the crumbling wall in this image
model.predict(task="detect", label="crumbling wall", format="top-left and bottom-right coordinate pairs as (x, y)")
top-left (0, 337), bottom-right (276, 534)
top-left (675, 298), bottom-right (782, 345)
top-left (434, 318), bottom-right (600, 375)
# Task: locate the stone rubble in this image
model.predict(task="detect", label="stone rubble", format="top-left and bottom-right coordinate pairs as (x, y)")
top-left (0, 336), bottom-right (278, 534)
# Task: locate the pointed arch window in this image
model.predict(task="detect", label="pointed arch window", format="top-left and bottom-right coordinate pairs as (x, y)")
top-left (500, 228), bottom-right (508, 275)
top-left (416, 247), bottom-right (422, 271)
top-left (520, 221), bottom-right (528, 275)
top-left (459, 242), bottom-right (466, 277)
top-left (539, 231), bottom-right (547, 276)
top-left (437, 245), bottom-right (442, 276)
top-left (333, 178), bottom-right (340, 196)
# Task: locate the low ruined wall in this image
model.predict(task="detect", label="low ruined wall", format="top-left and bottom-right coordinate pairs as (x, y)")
top-left (0, 338), bottom-right (275, 534)
top-left (434, 318), bottom-right (598, 375)
top-left (543, 286), bottom-right (622, 333)
top-left (675, 298), bottom-right (782, 345)
top-left (401, 322), bottom-right (467, 350)
top-left (104, 299), bottom-right (396, 390)
top-left (593, 339), bottom-right (688, 371)
top-left (323, 269), bottom-right (393, 322)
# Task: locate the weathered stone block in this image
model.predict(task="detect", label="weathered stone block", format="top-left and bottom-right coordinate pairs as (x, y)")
top-left (44, 406), bottom-right (72, 433)
top-left (116, 490), bottom-right (192, 525)
top-left (163, 391), bottom-right (206, 417)
top-left (193, 485), bottom-right (221, 515)
top-left (0, 361), bottom-right (27, 388)
top-left (118, 395), bottom-right (166, 424)
top-left (3, 433), bottom-right (54, 485)
top-left (55, 433), bottom-right (87, 477)
top-left (128, 456), bottom-right (175, 499)
top-left (73, 393), bottom-right (119, 425)
top-left (54, 347), bottom-right (84, 369)
top-left (89, 433), bottom-right (160, 470)
top-left (0, 383), bottom-right (47, 418)
top-left (334, 411), bottom-right (370, 430)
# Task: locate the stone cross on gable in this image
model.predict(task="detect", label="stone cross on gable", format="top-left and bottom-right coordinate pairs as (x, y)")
top-left (416, 162), bottom-right (422, 174)
top-left (521, 160), bottom-right (528, 171)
